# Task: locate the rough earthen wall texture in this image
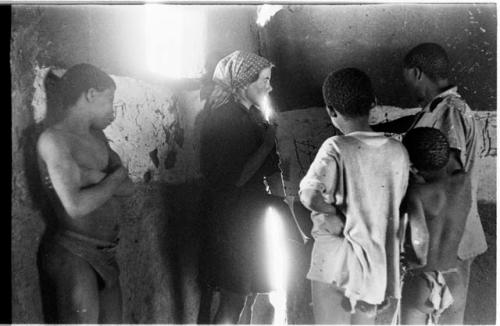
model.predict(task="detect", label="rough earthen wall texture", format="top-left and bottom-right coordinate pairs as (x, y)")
top-left (262, 4), bottom-right (496, 112)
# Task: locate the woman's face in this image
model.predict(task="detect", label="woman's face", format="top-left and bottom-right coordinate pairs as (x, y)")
top-left (245, 67), bottom-right (273, 107)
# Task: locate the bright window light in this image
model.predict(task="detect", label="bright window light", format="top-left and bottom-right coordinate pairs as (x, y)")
top-left (256, 4), bottom-right (283, 27)
top-left (145, 5), bottom-right (205, 79)
top-left (265, 207), bottom-right (288, 324)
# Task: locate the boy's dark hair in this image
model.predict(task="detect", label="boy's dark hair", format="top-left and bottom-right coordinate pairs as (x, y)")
top-left (59, 63), bottom-right (116, 109)
top-left (403, 43), bottom-right (450, 82)
top-left (403, 127), bottom-right (450, 171)
top-left (322, 67), bottom-right (375, 118)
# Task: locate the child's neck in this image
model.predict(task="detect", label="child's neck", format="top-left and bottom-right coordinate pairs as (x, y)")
top-left (420, 169), bottom-right (447, 183)
top-left (341, 118), bottom-right (372, 134)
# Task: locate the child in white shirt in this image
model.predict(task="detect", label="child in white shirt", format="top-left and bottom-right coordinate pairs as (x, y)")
top-left (299, 68), bottom-right (410, 324)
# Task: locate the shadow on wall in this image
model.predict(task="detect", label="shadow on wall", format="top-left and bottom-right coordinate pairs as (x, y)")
top-left (20, 70), bottom-right (67, 322)
top-left (158, 182), bottom-right (206, 323)
top-left (23, 71), bottom-right (66, 232)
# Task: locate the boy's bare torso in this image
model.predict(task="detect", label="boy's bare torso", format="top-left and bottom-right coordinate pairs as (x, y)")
top-left (39, 127), bottom-right (121, 242)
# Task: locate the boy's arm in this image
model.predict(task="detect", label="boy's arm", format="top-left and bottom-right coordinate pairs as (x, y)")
top-left (95, 129), bottom-right (134, 197)
top-left (108, 149), bottom-right (135, 197)
top-left (299, 140), bottom-right (340, 215)
top-left (432, 104), bottom-right (472, 171)
top-left (447, 149), bottom-right (464, 173)
top-left (370, 114), bottom-right (419, 134)
top-left (37, 132), bottom-right (128, 219)
top-left (299, 189), bottom-right (338, 214)
top-left (406, 192), bottom-right (430, 267)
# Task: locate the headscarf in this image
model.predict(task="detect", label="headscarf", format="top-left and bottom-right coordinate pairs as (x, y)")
top-left (204, 50), bottom-right (272, 112)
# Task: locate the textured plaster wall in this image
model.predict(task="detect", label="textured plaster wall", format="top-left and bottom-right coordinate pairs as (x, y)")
top-left (11, 8), bottom-right (46, 323)
top-left (260, 4), bottom-right (496, 112)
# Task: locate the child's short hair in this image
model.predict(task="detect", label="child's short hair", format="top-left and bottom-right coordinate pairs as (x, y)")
top-left (322, 67), bottom-right (375, 118)
top-left (403, 43), bottom-right (450, 82)
top-left (59, 63), bottom-right (116, 109)
top-left (403, 127), bottom-right (450, 171)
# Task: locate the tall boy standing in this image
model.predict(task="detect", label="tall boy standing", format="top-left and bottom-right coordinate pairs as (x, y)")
top-left (402, 43), bottom-right (487, 324)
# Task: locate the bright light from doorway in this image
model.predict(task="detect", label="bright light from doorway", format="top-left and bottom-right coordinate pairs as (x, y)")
top-left (265, 207), bottom-right (288, 324)
top-left (145, 5), bottom-right (205, 79)
top-left (256, 4), bottom-right (283, 27)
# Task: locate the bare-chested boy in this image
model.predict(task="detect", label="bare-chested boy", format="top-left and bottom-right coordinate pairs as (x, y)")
top-left (400, 127), bottom-right (471, 324)
top-left (36, 63), bottom-right (134, 323)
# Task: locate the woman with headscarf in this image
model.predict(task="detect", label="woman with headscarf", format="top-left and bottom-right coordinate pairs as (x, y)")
top-left (198, 50), bottom-right (286, 323)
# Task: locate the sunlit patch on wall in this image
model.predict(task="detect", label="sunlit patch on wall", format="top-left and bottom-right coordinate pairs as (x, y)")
top-left (146, 5), bottom-right (206, 79)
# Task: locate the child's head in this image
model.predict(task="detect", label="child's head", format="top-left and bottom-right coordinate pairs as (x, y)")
top-left (403, 43), bottom-right (450, 83)
top-left (403, 127), bottom-right (450, 173)
top-left (59, 63), bottom-right (116, 110)
top-left (59, 63), bottom-right (117, 129)
top-left (322, 67), bottom-right (375, 120)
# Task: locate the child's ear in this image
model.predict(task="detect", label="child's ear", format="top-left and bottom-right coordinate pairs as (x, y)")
top-left (326, 105), bottom-right (337, 117)
top-left (84, 88), bottom-right (97, 103)
top-left (413, 67), bottom-right (423, 81)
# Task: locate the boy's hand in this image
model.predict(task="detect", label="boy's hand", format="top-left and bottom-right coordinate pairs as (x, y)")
top-left (401, 251), bottom-right (426, 270)
top-left (323, 213), bottom-right (345, 235)
top-left (300, 189), bottom-right (337, 215)
top-left (110, 166), bottom-right (129, 182)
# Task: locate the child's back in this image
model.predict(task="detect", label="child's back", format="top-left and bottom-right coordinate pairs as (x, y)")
top-left (407, 171), bottom-right (471, 272)
top-left (304, 132), bottom-right (409, 306)
top-left (401, 127), bottom-right (472, 324)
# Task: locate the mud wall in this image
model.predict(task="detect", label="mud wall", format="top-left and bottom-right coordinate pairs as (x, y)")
top-left (260, 4), bottom-right (496, 112)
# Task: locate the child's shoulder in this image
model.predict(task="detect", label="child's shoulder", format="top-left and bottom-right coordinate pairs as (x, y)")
top-left (318, 135), bottom-right (343, 155)
top-left (408, 181), bottom-right (446, 214)
top-left (408, 180), bottom-right (442, 196)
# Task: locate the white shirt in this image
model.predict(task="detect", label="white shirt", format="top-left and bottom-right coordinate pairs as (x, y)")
top-left (299, 131), bottom-right (409, 306)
